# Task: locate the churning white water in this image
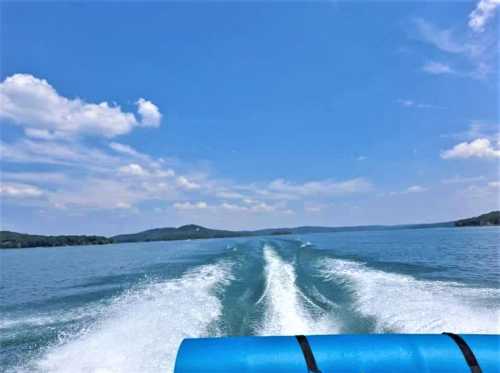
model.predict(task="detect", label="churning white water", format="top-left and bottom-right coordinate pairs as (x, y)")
top-left (23, 261), bottom-right (232, 373)
top-left (319, 258), bottom-right (500, 334)
top-left (257, 245), bottom-right (336, 336)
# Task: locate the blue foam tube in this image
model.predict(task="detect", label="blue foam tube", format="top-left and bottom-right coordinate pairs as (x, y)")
top-left (174, 334), bottom-right (500, 372)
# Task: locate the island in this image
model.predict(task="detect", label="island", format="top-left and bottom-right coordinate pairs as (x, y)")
top-left (1, 210), bottom-right (498, 249)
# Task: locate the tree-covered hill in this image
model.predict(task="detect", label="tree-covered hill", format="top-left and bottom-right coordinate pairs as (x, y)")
top-left (2, 211), bottom-right (498, 249)
top-left (455, 211), bottom-right (500, 227)
top-left (0, 231), bottom-right (112, 249)
top-left (112, 224), bottom-right (253, 243)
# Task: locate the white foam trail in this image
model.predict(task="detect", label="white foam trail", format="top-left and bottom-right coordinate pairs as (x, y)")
top-left (258, 245), bottom-right (336, 335)
top-left (319, 259), bottom-right (500, 333)
top-left (21, 261), bottom-right (232, 373)
top-left (1, 303), bottom-right (106, 331)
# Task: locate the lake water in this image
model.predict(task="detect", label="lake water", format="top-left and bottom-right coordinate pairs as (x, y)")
top-left (1, 227), bottom-right (499, 372)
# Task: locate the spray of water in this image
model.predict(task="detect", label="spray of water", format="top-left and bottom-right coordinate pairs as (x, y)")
top-left (21, 261), bottom-right (232, 373)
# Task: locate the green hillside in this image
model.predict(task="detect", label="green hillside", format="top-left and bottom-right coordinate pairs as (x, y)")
top-left (0, 231), bottom-right (112, 249)
top-left (455, 211), bottom-right (500, 227)
top-left (2, 211), bottom-right (497, 249)
top-left (112, 224), bottom-right (253, 243)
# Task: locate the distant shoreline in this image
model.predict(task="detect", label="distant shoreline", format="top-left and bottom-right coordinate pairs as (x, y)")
top-left (1, 210), bottom-right (498, 249)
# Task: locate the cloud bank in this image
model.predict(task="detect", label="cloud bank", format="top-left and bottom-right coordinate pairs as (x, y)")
top-left (0, 74), bottom-right (162, 138)
top-left (441, 138), bottom-right (500, 159)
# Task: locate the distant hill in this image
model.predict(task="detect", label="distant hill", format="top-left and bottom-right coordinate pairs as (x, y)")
top-left (0, 231), bottom-right (112, 249)
top-left (112, 221), bottom-right (455, 243)
top-left (455, 211), bottom-right (500, 227)
top-left (1, 211), bottom-right (497, 249)
top-left (254, 221), bottom-right (454, 236)
top-left (112, 224), bottom-right (253, 243)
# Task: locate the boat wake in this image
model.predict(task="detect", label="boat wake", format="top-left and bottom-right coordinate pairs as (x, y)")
top-left (16, 261), bottom-right (232, 373)
top-left (8, 239), bottom-right (499, 373)
top-left (257, 244), bottom-right (336, 335)
top-left (318, 258), bottom-right (500, 333)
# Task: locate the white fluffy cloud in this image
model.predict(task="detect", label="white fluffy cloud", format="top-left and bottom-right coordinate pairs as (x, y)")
top-left (441, 138), bottom-right (500, 159)
top-left (1, 134), bottom-right (376, 216)
top-left (118, 163), bottom-right (148, 177)
top-left (0, 74), bottom-right (162, 138)
top-left (136, 98), bottom-right (161, 127)
top-left (0, 182), bottom-right (44, 198)
top-left (176, 176), bottom-right (201, 190)
top-left (0, 73), bottom-right (377, 221)
top-left (469, 0), bottom-right (500, 32)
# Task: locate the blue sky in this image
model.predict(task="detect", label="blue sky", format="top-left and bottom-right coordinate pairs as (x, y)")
top-left (0, 1), bottom-right (498, 235)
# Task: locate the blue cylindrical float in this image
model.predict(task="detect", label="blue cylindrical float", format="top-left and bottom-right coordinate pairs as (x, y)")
top-left (174, 334), bottom-right (500, 372)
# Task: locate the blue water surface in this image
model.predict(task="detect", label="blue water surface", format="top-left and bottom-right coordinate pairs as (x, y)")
top-left (1, 227), bottom-right (498, 372)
